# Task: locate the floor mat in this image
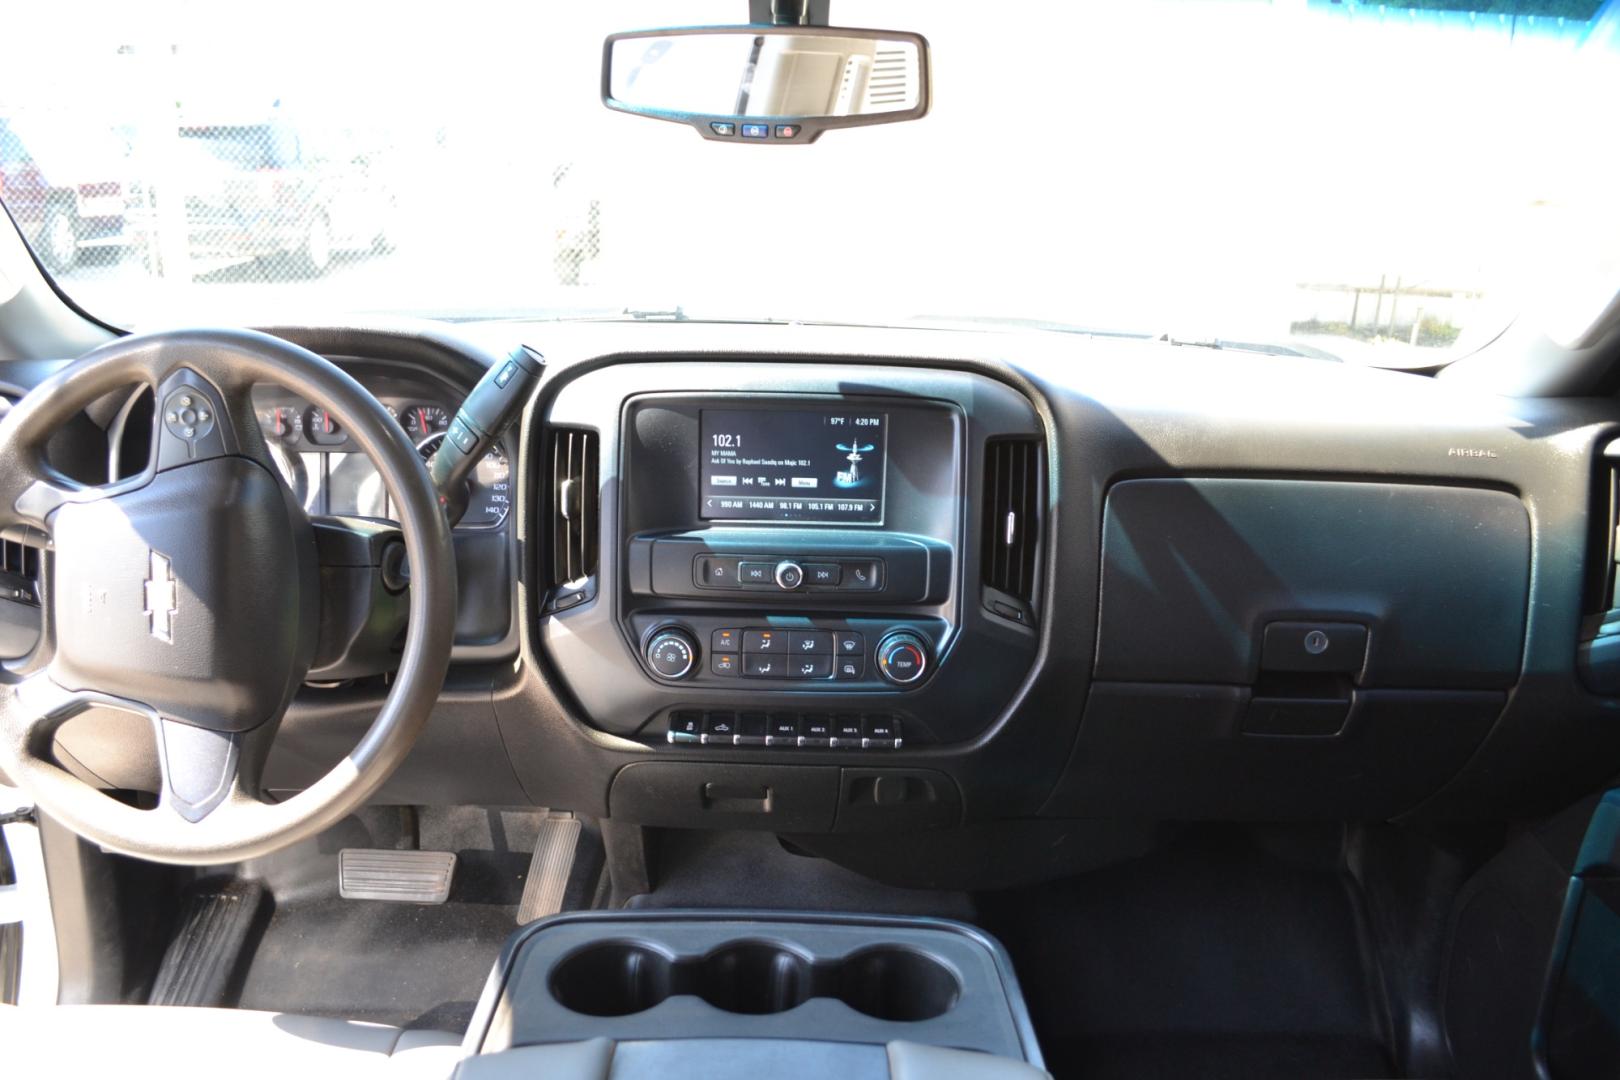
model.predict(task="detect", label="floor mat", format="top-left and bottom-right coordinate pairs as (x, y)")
top-left (627, 829), bottom-right (975, 921)
top-left (225, 807), bottom-right (595, 1032)
top-left (231, 893), bottom-right (515, 1031)
top-left (977, 828), bottom-right (1394, 1080)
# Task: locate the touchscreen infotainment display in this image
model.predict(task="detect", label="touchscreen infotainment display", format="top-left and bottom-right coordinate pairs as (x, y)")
top-left (700, 408), bottom-right (887, 523)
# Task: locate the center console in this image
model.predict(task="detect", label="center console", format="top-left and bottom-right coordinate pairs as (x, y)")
top-left (454, 911), bottom-right (1047, 1079)
top-left (536, 362), bottom-right (1043, 833)
top-left (621, 395), bottom-right (960, 706)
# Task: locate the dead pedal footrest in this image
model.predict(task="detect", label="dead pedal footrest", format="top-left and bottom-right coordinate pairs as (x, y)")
top-left (339, 848), bottom-right (457, 904)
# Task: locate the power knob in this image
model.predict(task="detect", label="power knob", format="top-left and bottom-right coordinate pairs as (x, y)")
top-left (876, 631), bottom-right (930, 686)
top-left (646, 627), bottom-right (698, 680)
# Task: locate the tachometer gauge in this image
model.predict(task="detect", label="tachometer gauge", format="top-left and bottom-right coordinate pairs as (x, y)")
top-left (261, 406), bottom-right (302, 445)
top-left (416, 432), bottom-right (511, 528)
top-left (403, 404), bottom-right (451, 441)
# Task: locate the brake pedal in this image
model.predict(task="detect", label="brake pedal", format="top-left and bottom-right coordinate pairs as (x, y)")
top-left (339, 848), bottom-right (456, 904)
top-left (516, 814), bottom-right (583, 924)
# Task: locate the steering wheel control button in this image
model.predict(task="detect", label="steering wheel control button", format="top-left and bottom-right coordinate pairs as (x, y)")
top-left (1260, 621), bottom-right (1369, 675)
top-left (160, 384), bottom-right (223, 462)
top-left (804, 562), bottom-right (841, 586)
top-left (837, 632), bottom-right (865, 656)
top-left (738, 561), bottom-right (775, 586)
top-left (701, 712), bottom-right (737, 745)
top-left (774, 560), bottom-right (805, 590)
top-left (666, 712), bottom-right (702, 745)
top-left (711, 652), bottom-right (741, 677)
top-left (789, 630), bottom-right (833, 655)
top-left (876, 631), bottom-right (930, 685)
top-left (646, 628), bottom-right (699, 680)
top-left (447, 418), bottom-right (479, 454)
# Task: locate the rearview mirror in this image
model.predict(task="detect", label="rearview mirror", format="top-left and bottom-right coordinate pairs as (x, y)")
top-left (602, 26), bottom-right (930, 143)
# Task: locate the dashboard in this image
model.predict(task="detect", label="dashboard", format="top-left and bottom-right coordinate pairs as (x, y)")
top-left (250, 385), bottom-right (511, 529)
top-left (16, 320), bottom-right (1620, 888)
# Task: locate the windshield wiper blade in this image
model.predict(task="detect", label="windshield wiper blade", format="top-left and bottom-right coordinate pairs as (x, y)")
top-left (624, 306), bottom-right (688, 321)
top-left (1156, 332), bottom-right (1336, 361)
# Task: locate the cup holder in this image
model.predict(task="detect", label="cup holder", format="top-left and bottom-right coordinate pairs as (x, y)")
top-left (550, 941), bottom-right (675, 1017)
top-left (837, 947), bottom-right (961, 1022)
top-left (699, 941), bottom-right (814, 1015)
top-left (548, 938), bottom-right (961, 1023)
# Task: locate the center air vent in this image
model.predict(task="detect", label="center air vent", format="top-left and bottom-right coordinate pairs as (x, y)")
top-left (548, 428), bottom-right (598, 609)
top-left (980, 437), bottom-right (1042, 625)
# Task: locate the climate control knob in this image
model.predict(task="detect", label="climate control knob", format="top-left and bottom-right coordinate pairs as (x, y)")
top-left (876, 631), bottom-right (930, 686)
top-left (646, 627), bottom-right (699, 680)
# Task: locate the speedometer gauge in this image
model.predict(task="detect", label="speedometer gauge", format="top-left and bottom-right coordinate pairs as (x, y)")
top-left (416, 432), bottom-right (510, 528)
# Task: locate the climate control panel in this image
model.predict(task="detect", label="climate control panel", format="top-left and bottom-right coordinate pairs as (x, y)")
top-left (633, 615), bottom-right (943, 692)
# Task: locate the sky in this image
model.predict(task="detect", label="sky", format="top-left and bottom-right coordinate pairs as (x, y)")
top-left (2, 0), bottom-right (1617, 347)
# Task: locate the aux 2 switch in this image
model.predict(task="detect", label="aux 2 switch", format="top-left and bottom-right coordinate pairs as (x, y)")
top-left (646, 628), bottom-right (699, 680)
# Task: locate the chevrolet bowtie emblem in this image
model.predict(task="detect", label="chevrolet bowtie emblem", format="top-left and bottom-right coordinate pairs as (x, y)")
top-left (143, 550), bottom-right (177, 643)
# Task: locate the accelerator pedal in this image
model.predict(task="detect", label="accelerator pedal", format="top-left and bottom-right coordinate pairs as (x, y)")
top-left (148, 879), bottom-right (268, 1007)
top-left (516, 813), bottom-right (583, 924)
top-left (338, 848), bottom-right (456, 904)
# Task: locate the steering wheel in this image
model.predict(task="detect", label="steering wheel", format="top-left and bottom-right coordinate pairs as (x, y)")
top-left (0, 329), bottom-right (456, 865)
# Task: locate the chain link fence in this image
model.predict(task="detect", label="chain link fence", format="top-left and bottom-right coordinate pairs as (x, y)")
top-left (2, 108), bottom-right (602, 307)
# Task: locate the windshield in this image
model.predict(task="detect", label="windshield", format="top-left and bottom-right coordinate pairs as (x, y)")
top-left (3, 1), bottom-right (1618, 364)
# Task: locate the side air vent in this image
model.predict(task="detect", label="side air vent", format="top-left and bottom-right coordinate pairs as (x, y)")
top-left (0, 540), bottom-right (40, 607)
top-left (548, 427), bottom-right (599, 610)
top-left (1578, 440), bottom-right (1620, 694)
top-left (0, 539), bottom-right (42, 659)
top-left (981, 438), bottom-right (1043, 625)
